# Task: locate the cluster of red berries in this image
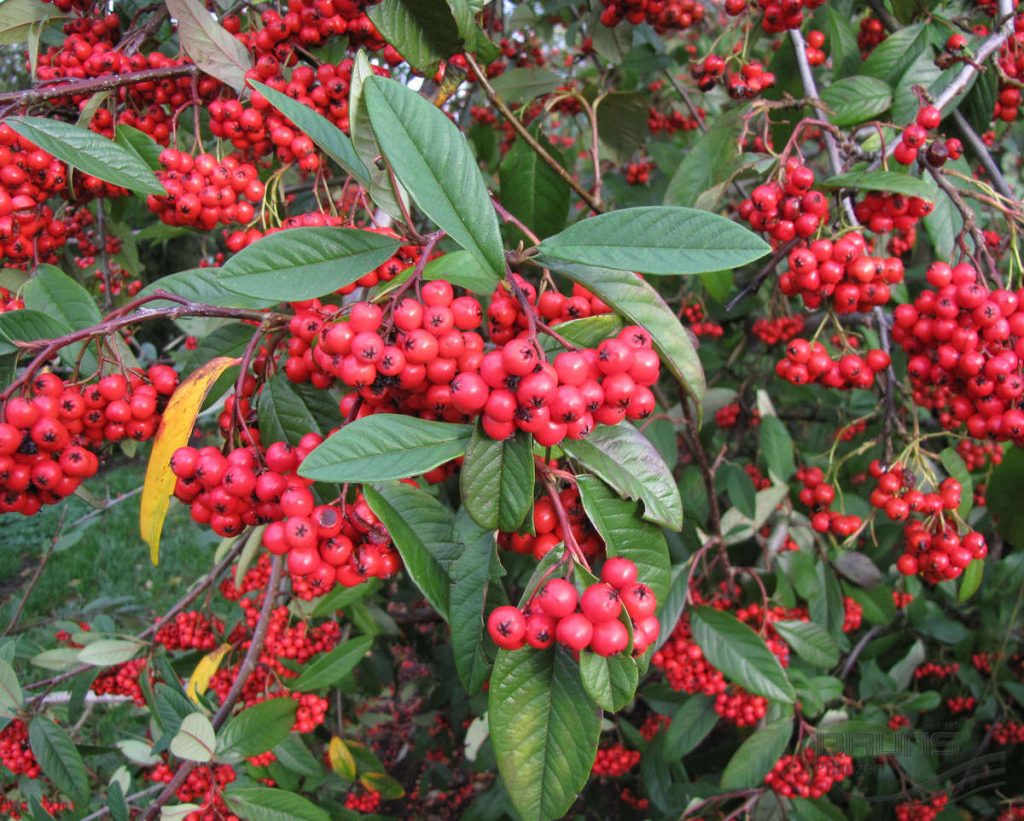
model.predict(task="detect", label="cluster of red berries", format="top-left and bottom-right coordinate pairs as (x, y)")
top-left (896, 517), bottom-right (987, 583)
top-left (345, 788), bottom-right (382, 813)
top-left (893, 262), bottom-right (1024, 443)
top-left (868, 461), bottom-right (962, 523)
top-left (753, 315), bottom-right (805, 346)
top-left (854, 193), bottom-right (933, 256)
top-left (0, 366), bottom-right (178, 516)
top-left (738, 160), bottom-right (830, 244)
top-left (647, 105), bottom-right (702, 135)
top-left (91, 657), bottom-right (147, 705)
top-left (598, 0), bottom-right (705, 32)
top-left (893, 106), bottom-right (952, 167)
top-left (652, 613), bottom-right (725, 695)
top-left (956, 438), bottom-right (1003, 471)
top-left (0, 721), bottom-right (39, 778)
top-left (486, 557), bottom-right (660, 656)
top-left (803, 30), bottom-right (827, 65)
top-left (498, 485), bottom-right (603, 561)
top-left (989, 721), bottom-right (1024, 745)
top-left (714, 402), bottom-right (760, 428)
top-left (776, 337), bottom-right (891, 391)
top-left (914, 661), bottom-right (959, 680)
top-left (147, 151), bottom-right (264, 230)
top-left (858, 17), bottom-right (888, 55)
top-left (835, 418), bottom-right (867, 441)
top-left (592, 743), bottom-right (641, 776)
top-left (996, 26), bottom-right (1024, 122)
top-left (715, 685), bottom-right (768, 727)
top-left (946, 695), bottom-right (976, 714)
top-left (683, 302), bottom-right (724, 337)
top-left (0, 797), bottom-right (69, 820)
top-left (148, 761), bottom-right (237, 818)
top-left (843, 596), bottom-right (863, 632)
top-left (795, 466), bottom-right (864, 537)
top-left (895, 793), bottom-right (948, 821)
top-left (154, 611), bottom-right (224, 651)
top-left (764, 748), bottom-right (854, 799)
top-left (625, 160), bottom-right (652, 185)
top-left (724, 0), bottom-right (825, 33)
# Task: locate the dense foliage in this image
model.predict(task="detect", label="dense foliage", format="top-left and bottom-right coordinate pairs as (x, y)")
top-left (0, 0), bottom-right (1022, 819)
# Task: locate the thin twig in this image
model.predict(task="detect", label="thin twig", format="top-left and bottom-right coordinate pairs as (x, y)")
top-left (724, 238), bottom-right (800, 312)
top-left (0, 65), bottom-right (199, 108)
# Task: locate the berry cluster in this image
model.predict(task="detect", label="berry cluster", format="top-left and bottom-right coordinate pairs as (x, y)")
top-left (795, 466), bottom-right (863, 537)
top-left (682, 302), bottom-right (724, 337)
top-left (624, 160), bottom-right (652, 185)
top-left (914, 660), bottom-right (959, 680)
top-left (147, 151), bottom-right (265, 230)
top-left (753, 315), bottom-right (805, 346)
top-left (989, 721), bottom-right (1024, 745)
top-left (598, 0), bottom-right (705, 32)
top-left (776, 337), bottom-right (891, 391)
top-left (893, 262), bottom-right (1024, 443)
top-left (893, 106), bottom-right (962, 168)
top-left (956, 438), bottom-right (1003, 471)
top-left (868, 462), bottom-right (962, 523)
top-left (715, 685), bottom-right (768, 727)
top-left (148, 761), bottom-right (237, 818)
top-left (0, 721), bottom-right (39, 778)
top-left (764, 749), bottom-right (854, 799)
top-left (727, 0), bottom-right (825, 33)
top-left (486, 558), bottom-right (660, 656)
top-left (592, 743), bottom-right (641, 776)
top-left (854, 193), bottom-right (933, 256)
top-left (498, 485), bottom-right (603, 561)
top-left (91, 657), bottom-right (147, 705)
top-left (0, 366), bottom-right (178, 516)
top-left (738, 160), bottom-right (830, 244)
top-left (153, 611), bottom-right (224, 651)
top-left (895, 793), bottom-right (948, 821)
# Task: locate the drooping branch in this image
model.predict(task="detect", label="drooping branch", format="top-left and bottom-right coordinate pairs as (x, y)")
top-left (0, 64), bottom-right (200, 109)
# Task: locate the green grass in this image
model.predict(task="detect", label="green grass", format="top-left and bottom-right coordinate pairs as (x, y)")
top-left (0, 459), bottom-right (223, 649)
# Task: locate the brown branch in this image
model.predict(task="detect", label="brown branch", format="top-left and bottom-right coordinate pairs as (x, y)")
top-left (0, 65), bottom-right (200, 108)
top-left (680, 395), bottom-right (721, 542)
top-left (464, 53), bottom-right (604, 215)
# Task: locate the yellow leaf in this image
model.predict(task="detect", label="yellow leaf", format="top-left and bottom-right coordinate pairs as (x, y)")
top-left (328, 735), bottom-right (357, 780)
top-left (140, 356), bottom-right (238, 564)
top-left (186, 642), bottom-right (232, 704)
top-left (359, 770), bottom-right (405, 799)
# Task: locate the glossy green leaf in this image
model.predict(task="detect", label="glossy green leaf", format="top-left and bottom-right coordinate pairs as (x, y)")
top-left (220, 227), bottom-right (399, 301)
top-left (541, 261), bottom-right (705, 400)
top-left (826, 7), bottom-right (861, 79)
top-left (6, 116), bottom-right (165, 195)
top-left (170, 713), bottom-right (216, 763)
top-left (139, 268), bottom-right (275, 310)
top-left (364, 75), bottom-right (506, 276)
top-left (539, 207), bottom-right (769, 275)
top-left (77, 639), bottom-right (143, 667)
top-left (773, 620), bottom-right (840, 669)
top-left (0, 659), bottom-right (22, 717)
top-left (576, 475), bottom-right (671, 603)
top-left (489, 66), bottom-right (563, 103)
top-left (820, 76), bottom-right (892, 126)
top-left (939, 447), bottom-right (973, 520)
top-left (489, 646), bottom-right (601, 821)
top-left (662, 694), bottom-right (718, 759)
top-left (257, 373), bottom-right (341, 448)
top-left (760, 415), bottom-right (795, 482)
top-left (499, 130), bottom-right (570, 242)
top-left (449, 510), bottom-right (496, 694)
top-left (0, 0), bottom-right (62, 46)
top-left (663, 108), bottom-right (745, 208)
top-left (290, 636), bottom-right (373, 692)
top-left (363, 481), bottom-right (458, 618)
top-left (22, 266), bottom-right (101, 372)
top-left (460, 424), bottom-right (534, 532)
top-left (29, 719), bottom-right (89, 803)
top-left (691, 606), bottom-right (795, 703)
top-left (299, 415), bottom-right (473, 483)
top-left (217, 699), bottom-right (298, 761)
top-left (165, 0), bottom-right (251, 92)
top-left (114, 124), bottom-right (162, 171)
top-left (596, 91), bottom-right (649, 165)
top-left (578, 650), bottom-right (639, 712)
top-left (562, 423), bottom-right (683, 531)
top-left (820, 170), bottom-right (934, 200)
top-left (422, 249), bottom-right (499, 293)
top-left (367, 0), bottom-right (464, 74)
top-left (959, 560), bottom-right (984, 603)
top-left (539, 315), bottom-right (624, 354)
top-left (861, 23), bottom-right (927, 85)
top-left (224, 786), bottom-right (330, 821)
top-left (249, 81), bottom-right (368, 185)
top-left (720, 718), bottom-right (793, 789)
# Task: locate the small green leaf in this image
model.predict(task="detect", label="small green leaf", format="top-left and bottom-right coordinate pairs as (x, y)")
top-left (77, 639), bottom-right (143, 667)
top-left (0, 659), bottom-right (22, 717)
top-left (691, 607), bottom-right (795, 703)
top-left (500, 130), bottom-right (570, 242)
top-left (720, 718), bottom-right (793, 789)
top-left (290, 636), bottom-right (373, 692)
top-left (223, 786), bottom-right (330, 821)
top-left (460, 424), bottom-right (534, 532)
top-left (217, 698), bottom-right (298, 761)
top-left (139, 267), bottom-right (276, 310)
top-left (772, 620), bottom-right (840, 669)
top-left (489, 647), bottom-right (601, 821)
top-left (29, 718), bottom-right (90, 803)
top-left (367, 0), bottom-right (464, 74)
top-left (449, 510), bottom-right (497, 694)
top-left (958, 560), bottom-right (984, 603)
top-left (578, 650), bottom-right (639, 712)
top-left (939, 447), bottom-right (973, 520)
top-left (220, 227), bottom-right (400, 301)
top-left (170, 713), bottom-right (216, 763)
top-left (760, 415), bottom-right (795, 482)
top-left (489, 66), bottom-right (563, 103)
top-left (819, 76), bottom-right (892, 126)
top-left (6, 116), bottom-right (165, 196)
top-left (826, 7), bottom-right (861, 79)
top-left (861, 23), bottom-right (927, 85)
top-left (299, 415), bottom-right (473, 483)
top-left (539, 207), bottom-right (770, 275)
top-left (562, 423), bottom-right (683, 531)
top-left (820, 170), bottom-right (935, 200)
top-left (663, 107), bottom-right (744, 208)
top-left (257, 373), bottom-right (341, 448)
top-left (662, 695), bottom-right (718, 759)
top-left (165, 0), bottom-right (251, 92)
top-left (422, 249), bottom-right (499, 294)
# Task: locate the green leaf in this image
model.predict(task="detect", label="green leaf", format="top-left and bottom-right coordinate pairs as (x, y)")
top-left (760, 415), bottom-right (795, 482)
top-left (541, 261), bottom-right (705, 400)
top-left (820, 170), bottom-right (935, 200)
top-left (772, 620), bottom-right (840, 668)
top-left (0, 0), bottom-right (63, 46)
top-left (499, 131), bottom-right (570, 242)
top-left (258, 373), bottom-right (341, 448)
top-left (249, 81), bottom-right (368, 186)
top-left (217, 699), bottom-right (298, 761)
top-left (596, 91), bottom-right (649, 166)
top-left (939, 447), bottom-right (973, 520)
top-left (450, 510), bottom-right (497, 694)
top-left (460, 424), bottom-right (534, 532)
top-left (562, 423), bottom-right (682, 531)
top-left (663, 108), bottom-right (745, 208)
top-left (115, 124), bottom-right (162, 171)
top-left (958, 559), bottom-right (984, 603)
top-left (349, 51), bottom-right (408, 222)
top-left (721, 463), bottom-right (757, 519)
top-left (139, 267), bottom-right (276, 310)
top-left (720, 718), bottom-right (793, 789)
top-left (691, 607), bottom-right (795, 703)
top-left (165, 0), bottom-right (251, 93)
top-left (6, 116), bottom-right (165, 196)
top-left (422, 249), bottom-right (499, 293)
top-left (224, 786), bottom-right (330, 821)
top-left (489, 66), bottom-right (563, 103)
top-left (539, 315), bottom-right (624, 354)
top-left (961, 65), bottom-right (998, 134)
top-left (862, 23), bottom-right (927, 85)
top-left (77, 639), bottom-right (143, 667)
top-left (170, 713), bottom-right (216, 763)
top-left (29, 718), bottom-right (89, 803)
top-left (820, 76), bottom-right (892, 127)
top-left (290, 636), bottom-right (373, 692)
top-left (300, 415), bottom-right (473, 483)
top-left (367, 0), bottom-right (464, 74)
top-left (364, 75), bottom-right (506, 276)
top-left (576, 475), bottom-right (671, 603)
top-left (662, 694), bottom-right (718, 759)
top-left (23, 265), bottom-right (101, 330)
top-left (219, 227), bottom-right (400, 301)
top-left (0, 310), bottom-right (71, 358)
top-left (539, 207), bottom-right (769, 275)
top-left (309, 578), bottom-right (380, 618)
top-left (826, 7), bottom-right (861, 79)
top-left (363, 481), bottom-right (457, 618)
top-left (578, 650), bottom-right (639, 712)
top-left (489, 647), bottom-right (601, 821)
top-left (923, 186), bottom-right (962, 261)
top-left (0, 659), bottom-right (22, 717)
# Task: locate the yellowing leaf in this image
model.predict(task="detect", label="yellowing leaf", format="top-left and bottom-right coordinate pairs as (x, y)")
top-left (328, 735), bottom-right (357, 780)
top-left (186, 642), bottom-right (232, 704)
top-left (140, 356), bottom-right (238, 564)
top-left (360, 771), bottom-right (405, 799)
